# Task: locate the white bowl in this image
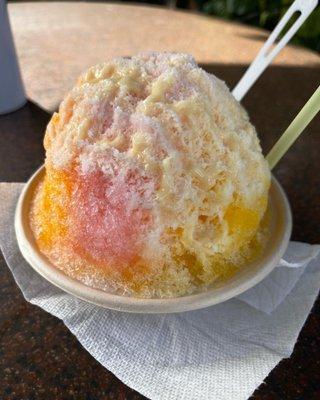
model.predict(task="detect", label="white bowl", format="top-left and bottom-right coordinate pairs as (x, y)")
top-left (15, 166), bottom-right (292, 313)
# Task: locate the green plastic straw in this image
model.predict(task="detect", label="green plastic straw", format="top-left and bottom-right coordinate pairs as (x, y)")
top-left (267, 85), bottom-right (320, 170)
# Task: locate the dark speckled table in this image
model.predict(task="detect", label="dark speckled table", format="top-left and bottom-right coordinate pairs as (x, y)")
top-left (0, 3), bottom-right (319, 399)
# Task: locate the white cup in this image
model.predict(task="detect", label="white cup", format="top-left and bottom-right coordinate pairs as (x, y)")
top-left (15, 167), bottom-right (292, 313)
top-left (0, 0), bottom-right (26, 114)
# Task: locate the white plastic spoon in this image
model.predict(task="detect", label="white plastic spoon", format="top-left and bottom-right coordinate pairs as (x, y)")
top-left (232, 0), bottom-right (318, 101)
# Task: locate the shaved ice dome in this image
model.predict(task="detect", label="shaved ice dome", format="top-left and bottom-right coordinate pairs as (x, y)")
top-left (30, 52), bottom-right (271, 298)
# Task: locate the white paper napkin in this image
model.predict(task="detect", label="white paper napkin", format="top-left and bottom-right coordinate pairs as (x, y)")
top-left (0, 182), bottom-right (319, 400)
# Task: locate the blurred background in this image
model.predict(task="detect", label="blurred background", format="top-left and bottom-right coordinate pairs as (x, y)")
top-left (10, 0), bottom-right (320, 52)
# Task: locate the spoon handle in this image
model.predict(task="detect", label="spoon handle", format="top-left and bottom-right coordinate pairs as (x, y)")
top-left (232, 0), bottom-right (318, 102)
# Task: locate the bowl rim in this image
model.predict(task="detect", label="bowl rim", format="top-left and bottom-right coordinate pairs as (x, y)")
top-left (15, 165), bottom-right (292, 313)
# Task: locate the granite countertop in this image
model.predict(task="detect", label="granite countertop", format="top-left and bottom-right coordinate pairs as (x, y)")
top-left (0, 3), bottom-right (319, 399)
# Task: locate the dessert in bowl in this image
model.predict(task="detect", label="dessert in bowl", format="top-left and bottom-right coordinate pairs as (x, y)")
top-left (15, 52), bottom-right (291, 312)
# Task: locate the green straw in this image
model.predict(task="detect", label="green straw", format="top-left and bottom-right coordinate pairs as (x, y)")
top-left (266, 85), bottom-right (320, 170)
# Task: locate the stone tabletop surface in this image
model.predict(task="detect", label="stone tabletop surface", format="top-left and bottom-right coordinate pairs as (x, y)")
top-left (0, 2), bottom-right (319, 399)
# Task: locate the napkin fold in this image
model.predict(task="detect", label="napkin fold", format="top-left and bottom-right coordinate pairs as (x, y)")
top-left (0, 182), bottom-right (319, 400)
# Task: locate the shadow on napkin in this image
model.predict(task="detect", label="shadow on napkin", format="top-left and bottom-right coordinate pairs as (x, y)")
top-left (0, 183), bottom-right (319, 400)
